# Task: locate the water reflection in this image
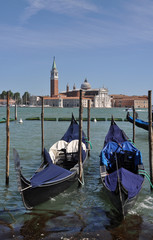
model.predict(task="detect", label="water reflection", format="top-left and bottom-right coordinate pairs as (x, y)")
top-left (0, 220), bottom-right (15, 239)
top-left (108, 214), bottom-right (143, 240)
top-left (20, 211), bottom-right (51, 239)
top-left (18, 207), bottom-right (113, 239)
top-left (1, 207), bottom-right (153, 239)
top-left (19, 209), bottom-right (86, 239)
top-left (19, 207), bottom-right (144, 240)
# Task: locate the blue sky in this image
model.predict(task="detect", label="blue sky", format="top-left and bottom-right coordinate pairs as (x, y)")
top-left (0, 0), bottom-right (153, 97)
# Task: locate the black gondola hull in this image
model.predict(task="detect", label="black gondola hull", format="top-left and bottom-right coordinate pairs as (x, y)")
top-left (14, 114), bottom-right (89, 210)
top-left (20, 171), bottom-right (77, 209)
top-left (100, 118), bottom-right (144, 217)
top-left (126, 112), bottom-right (153, 131)
top-left (101, 176), bottom-right (140, 216)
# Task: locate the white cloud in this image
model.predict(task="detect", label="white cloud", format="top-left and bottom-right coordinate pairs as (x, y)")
top-left (21, 0), bottom-right (99, 22)
top-left (1, 0), bottom-right (153, 51)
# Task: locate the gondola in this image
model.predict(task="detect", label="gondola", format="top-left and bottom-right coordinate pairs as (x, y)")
top-left (126, 112), bottom-right (153, 131)
top-left (13, 114), bottom-right (88, 210)
top-left (99, 118), bottom-right (144, 216)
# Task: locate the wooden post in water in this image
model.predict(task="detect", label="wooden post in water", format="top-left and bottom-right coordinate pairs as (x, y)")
top-left (6, 92), bottom-right (10, 186)
top-left (78, 90), bottom-right (83, 186)
top-left (87, 100), bottom-right (90, 157)
top-left (133, 106), bottom-right (135, 143)
top-left (41, 97), bottom-right (44, 156)
top-left (15, 103), bottom-right (17, 120)
top-left (148, 90), bottom-right (153, 187)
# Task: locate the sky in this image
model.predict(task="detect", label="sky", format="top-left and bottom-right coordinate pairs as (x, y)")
top-left (0, 0), bottom-right (153, 97)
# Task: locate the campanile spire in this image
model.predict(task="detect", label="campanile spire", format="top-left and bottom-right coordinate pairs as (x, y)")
top-left (50, 57), bottom-right (59, 97)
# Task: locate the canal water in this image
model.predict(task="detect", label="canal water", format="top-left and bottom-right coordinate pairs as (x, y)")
top-left (0, 106), bottom-right (153, 239)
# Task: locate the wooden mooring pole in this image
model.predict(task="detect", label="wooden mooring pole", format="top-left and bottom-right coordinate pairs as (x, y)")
top-left (15, 103), bottom-right (17, 120)
top-left (41, 97), bottom-right (44, 156)
top-left (133, 106), bottom-right (135, 143)
top-left (87, 100), bottom-right (90, 157)
top-left (6, 92), bottom-right (10, 186)
top-left (148, 90), bottom-right (153, 188)
top-left (78, 90), bottom-right (83, 186)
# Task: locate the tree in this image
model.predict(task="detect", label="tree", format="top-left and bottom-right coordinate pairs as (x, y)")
top-left (14, 92), bottom-right (21, 104)
top-left (0, 91), bottom-right (7, 99)
top-left (22, 92), bottom-right (30, 105)
top-left (8, 90), bottom-right (14, 99)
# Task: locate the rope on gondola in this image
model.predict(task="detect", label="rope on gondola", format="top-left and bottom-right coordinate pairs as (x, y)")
top-left (138, 169), bottom-right (153, 188)
top-left (84, 137), bottom-right (92, 149)
top-left (85, 140), bottom-right (92, 149)
top-left (128, 139), bottom-right (136, 147)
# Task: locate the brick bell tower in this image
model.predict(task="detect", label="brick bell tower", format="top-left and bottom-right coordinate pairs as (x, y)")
top-left (50, 57), bottom-right (59, 97)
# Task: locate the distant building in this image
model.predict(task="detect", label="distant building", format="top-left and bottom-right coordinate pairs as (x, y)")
top-left (46, 58), bottom-right (112, 108)
top-left (111, 94), bottom-right (148, 108)
top-left (30, 57), bottom-right (147, 109)
top-left (94, 88), bottom-right (112, 108)
top-left (0, 99), bottom-right (15, 106)
top-left (29, 96), bottom-right (41, 106)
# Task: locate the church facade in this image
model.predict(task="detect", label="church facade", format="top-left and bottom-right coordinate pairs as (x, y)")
top-left (44, 57), bottom-right (112, 108)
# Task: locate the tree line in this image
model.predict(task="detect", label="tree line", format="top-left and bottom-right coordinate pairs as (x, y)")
top-left (0, 90), bottom-right (30, 104)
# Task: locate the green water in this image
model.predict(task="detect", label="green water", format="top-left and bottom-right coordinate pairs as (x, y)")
top-left (0, 106), bottom-right (153, 239)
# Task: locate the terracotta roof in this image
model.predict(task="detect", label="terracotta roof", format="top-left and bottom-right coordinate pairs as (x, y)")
top-left (111, 94), bottom-right (148, 100)
top-left (0, 99), bottom-right (15, 103)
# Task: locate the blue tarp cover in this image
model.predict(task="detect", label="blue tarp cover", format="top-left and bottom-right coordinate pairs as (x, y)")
top-left (101, 121), bottom-right (144, 200)
top-left (105, 167), bottom-right (144, 199)
top-left (61, 118), bottom-right (87, 144)
top-left (30, 149), bottom-right (72, 188)
top-left (100, 141), bottom-right (142, 168)
top-left (104, 122), bottom-right (128, 145)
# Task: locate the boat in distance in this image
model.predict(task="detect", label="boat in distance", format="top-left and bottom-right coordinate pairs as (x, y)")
top-left (13, 114), bottom-right (88, 210)
top-left (126, 112), bottom-right (153, 131)
top-left (99, 117), bottom-right (144, 216)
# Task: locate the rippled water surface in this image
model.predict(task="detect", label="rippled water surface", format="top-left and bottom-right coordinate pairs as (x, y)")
top-left (0, 106), bottom-right (153, 239)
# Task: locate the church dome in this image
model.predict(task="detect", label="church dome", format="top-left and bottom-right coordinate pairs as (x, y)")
top-left (81, 78), bottom-right (91, 90)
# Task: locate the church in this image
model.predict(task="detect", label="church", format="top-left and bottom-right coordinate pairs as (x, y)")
top-left (44, 57), bottom-right (112, 108)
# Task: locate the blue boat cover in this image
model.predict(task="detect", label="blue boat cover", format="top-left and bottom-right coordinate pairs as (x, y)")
top-left (101, 121), bottom-right (143, 170)
top-left (30, 149), bottom-right (73, 188)
top-left (61, 115), bottom-right (87, 145)
top-left (100, 141), bottom-right (143, 169)
top-left (104, 122), bottom-right (128, 145)
top-left (135, 118), bottom-right (149, 126)
top-left (128, 115), bottom-right (152, 128)
top-left (82, 149), bottom-right (86, 163)
top-left (44, 148), bottom-right (53, 164)
top-left (100, 121), bottom-right (144, 201)
top-left (127, 113), bottom-right (153, 130)
top-left (105, 167), bottom-right (144, 199)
